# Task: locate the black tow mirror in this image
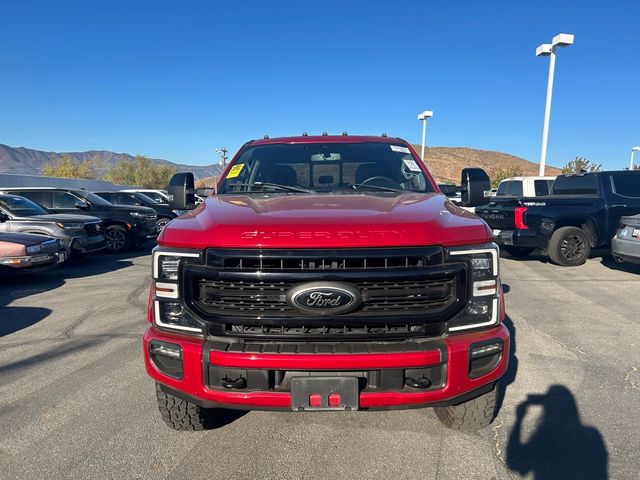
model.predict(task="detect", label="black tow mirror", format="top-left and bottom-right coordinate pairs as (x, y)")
top-left (168, 172), bottom-right (196, 210)
top-left (460, 168), bottom-right (491, 207)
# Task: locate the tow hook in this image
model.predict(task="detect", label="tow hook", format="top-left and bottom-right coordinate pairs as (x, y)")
top-left (404, 376), bottom-right (431, 389)
top-left (221, 376), bottom-right (247, 389)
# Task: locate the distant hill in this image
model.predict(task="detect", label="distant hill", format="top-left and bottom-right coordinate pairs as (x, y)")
top-left (411, 145), bottom-right (562, 184)
top-left (0, 142), bottom-right (559, 185)
top-left (0, 143), bottom-right (225, 180)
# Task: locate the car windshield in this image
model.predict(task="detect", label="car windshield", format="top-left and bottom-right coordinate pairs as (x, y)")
top-left (76, 191), bottom-right (114, 206)
top-left (133, 193), bottom-right (158, 205)
top-left (218, 142), bottom-right (435, 194)
top-left (0, 194), bottom-right (50, 216)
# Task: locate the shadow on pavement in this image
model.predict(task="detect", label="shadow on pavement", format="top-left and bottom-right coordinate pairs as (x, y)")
top-left (496, 315), bottom-right (517, 413)
top-left (599, 253), bottom-right (640, 274)
top-left (0, 306), bottom-right (51, 337)
top-left (506, 384), bottom-right (608, 480)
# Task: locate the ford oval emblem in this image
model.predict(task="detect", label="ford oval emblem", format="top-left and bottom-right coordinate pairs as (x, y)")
top-left (287, 282), bottom-right (362, 315)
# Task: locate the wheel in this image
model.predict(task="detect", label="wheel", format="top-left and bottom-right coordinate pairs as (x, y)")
top-left (155, 383), bottom-right (216, 431)
top-left (105, 225), bottom-right (130, 253)
top-left (502, 246), bottom-right (534, 258)
top-left (548, 226), bottom-right (591, 266)
top-left (156, 217), bottom-right (171, 231)
top-left (435, 385), bottom-right (497, 431)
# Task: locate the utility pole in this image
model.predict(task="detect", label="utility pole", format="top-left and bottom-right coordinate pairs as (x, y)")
top-left (215, 147), bottom-right (228, 166)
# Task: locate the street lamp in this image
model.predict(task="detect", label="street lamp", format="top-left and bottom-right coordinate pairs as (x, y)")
top-left (536, 33), bottom-right (574, 176)
top-left (417, 110), bottom-right (433, 160)
top-left (631, 147), bottom-right (640, 170)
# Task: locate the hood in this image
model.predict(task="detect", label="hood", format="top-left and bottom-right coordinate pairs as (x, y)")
top-left (0, 232), bottom-right (57, 248)
top-left (26, 214), bottom-right (103, 223)
top-left (158, 193), bottom-right (492, 249)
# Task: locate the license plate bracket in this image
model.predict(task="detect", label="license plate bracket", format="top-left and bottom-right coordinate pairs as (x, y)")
top-left (290, 377), bottom-right (359, 412)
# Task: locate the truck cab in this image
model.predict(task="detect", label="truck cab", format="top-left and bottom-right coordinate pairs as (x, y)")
top-left (143, 135), bottom-right (509, 431)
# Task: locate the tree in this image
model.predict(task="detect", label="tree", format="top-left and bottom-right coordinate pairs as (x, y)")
top-left (491, 166), bottom-right (523, 188)
top-left (42, 155), bottom-right (98, 179)
top-left (562, 156), bottom-right (601, 174)
top-left (105, 155), bottom-right (176, 188)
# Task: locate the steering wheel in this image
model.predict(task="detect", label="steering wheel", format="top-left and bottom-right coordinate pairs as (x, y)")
top-left (357, 176), bottom-right (404, 190)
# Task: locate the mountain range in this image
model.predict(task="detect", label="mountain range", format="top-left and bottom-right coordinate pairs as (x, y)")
top-left (0, 142), bottom-right (560, 184)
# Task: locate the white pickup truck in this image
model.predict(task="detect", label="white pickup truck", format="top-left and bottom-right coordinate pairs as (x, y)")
top-left (493, 176), bottom-right (556, 197)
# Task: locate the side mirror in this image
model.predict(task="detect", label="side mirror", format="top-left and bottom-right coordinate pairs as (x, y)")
top-left (75, 200), bottom-right (89, 210)
top-left (168, 172), bottom-right (196, 210)
top-left (0, 211), bottom-right (8, 222)
top-left (461, 168), bottom-right (491, 207)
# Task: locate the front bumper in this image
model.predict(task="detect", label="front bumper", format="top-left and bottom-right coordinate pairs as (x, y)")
top-left (494, 229), bottom-right (547, 250)
top-left (0, 250), bottom-right (67, 270)
top-left (612, 236), bottom-right (640, 264)
top-left (143, 324), bottom-right (510, 410)
top-left (71, 235), bottom-right (107, 253)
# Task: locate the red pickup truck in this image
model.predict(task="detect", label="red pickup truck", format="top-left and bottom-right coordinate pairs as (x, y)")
top-left (143, 135), bottom-right (509, 431)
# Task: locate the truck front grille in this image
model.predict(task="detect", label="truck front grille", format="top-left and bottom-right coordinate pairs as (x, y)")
top-left (182, 248), bottom-right (467, 341)
top-left (196, 277), bottom-right (456, 316)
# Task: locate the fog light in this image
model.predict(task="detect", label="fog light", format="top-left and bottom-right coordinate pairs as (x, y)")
top-left (150, 343), bottom-right (181, 359)
top-left (149, 341), bottom-right (183, 379)
top-left (470, 342), bottom-right (502, 359)
top-left (467, 303), bottom-right (489, 316)
top-left (469, 340), bottom-right (503, 379)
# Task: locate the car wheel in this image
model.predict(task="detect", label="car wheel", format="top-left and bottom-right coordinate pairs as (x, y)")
top-left (548, 226), bottom-right (591, 266)
top-left (502, 246), bottom-right (535, 258)
top-left (105, 225), bottom-right (130, 253)
top-left (156, 217), bottom-right (171, 231)
top-left (434, 384), bottom-right (497, 431)
top-left (155, 383), bottom-right (217, 430)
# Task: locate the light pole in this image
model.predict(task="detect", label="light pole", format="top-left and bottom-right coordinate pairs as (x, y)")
top-left (536, 33), bottom-right (574, 176)
top-left (417, 110), bottom-right (433, 160)
top-left (631, 147), bottom-right (640, 170)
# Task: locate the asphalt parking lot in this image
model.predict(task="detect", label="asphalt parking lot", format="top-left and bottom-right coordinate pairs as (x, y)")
top-left (0, 247), bottom-right (638, 480)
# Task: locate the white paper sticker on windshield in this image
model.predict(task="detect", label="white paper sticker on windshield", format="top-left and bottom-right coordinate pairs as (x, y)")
top-left (403, 158), bottom-right (422, 172)
top-left (390, 145), bottom-right (411, 153)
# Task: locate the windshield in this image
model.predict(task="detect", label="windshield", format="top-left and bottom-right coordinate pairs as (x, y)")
top-left (133, 193), bottom-right (157, 205)
top-left (0, 194), bottom-right (49, 216)
top-left (219, 142), bottom-right (435, 194)
top-left (76, 191), bottom-right (114, 206)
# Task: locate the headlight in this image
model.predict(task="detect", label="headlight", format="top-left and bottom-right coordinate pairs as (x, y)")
top-left (154, 301), bottom-right (204, 333)
top-left (447, 243), bottom-right (500, 332)
top-left (26, 244), bottom-right (43, 255)
top-left (129, 211), bottom-right (144, 217)
top-left (55, 222), bottom-right (85, 229)
top-left (152, 248), bottom-right (203, 334)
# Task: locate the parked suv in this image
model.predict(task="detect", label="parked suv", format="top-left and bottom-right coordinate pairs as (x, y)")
top-left (93, 191), bottom-right (184, 231)
top-left (0, 193), bottom-right (105, 254)
top-left (144, 135), bottom-right (508, 432)
top-left (2, 188), bottom-right (157, 252)
top-left (121, 189), bottom-right (170, 204)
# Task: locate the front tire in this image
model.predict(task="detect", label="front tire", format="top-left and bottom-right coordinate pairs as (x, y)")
top-left (155, 383), bottom-right (216, 431)
top-left (548, 226), bottom-right (591, 266)
top-left (105, 225), bottom-right (130, 253)
top-left (156, 216), bottom-right (171, 231)
top-left (435, 385), bottom-right (497, 431)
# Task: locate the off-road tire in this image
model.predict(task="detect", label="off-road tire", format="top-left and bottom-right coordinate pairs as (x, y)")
top-left (502, 246), bottom-right (534, 258)
top-left (434, 385), bottom-right (497, 431)
top-left (548, 226), bottom-right (591, 266)
top-left (155, 383), bottom-right (216, 431)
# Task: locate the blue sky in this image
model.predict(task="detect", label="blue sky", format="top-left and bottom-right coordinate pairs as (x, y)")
top-left (1, 0), bottom-right (639, 170)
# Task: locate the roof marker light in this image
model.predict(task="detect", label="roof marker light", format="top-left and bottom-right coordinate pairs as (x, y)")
top-left (302, 132), bottom-right (308, 136)
top-left (322, 131), bottom-right (328, 136)
top-left (263, 135), bottom-right (269, 139)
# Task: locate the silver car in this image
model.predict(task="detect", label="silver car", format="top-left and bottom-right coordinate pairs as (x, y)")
top-left (612, 214), bottom-right (640, 265)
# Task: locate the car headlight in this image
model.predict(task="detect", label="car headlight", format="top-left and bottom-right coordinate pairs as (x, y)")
top-left (55, 222), bottom-right (85, 229)
top-left (26, 244), bottom-right (43, 255)
top-left (152, 248), bottom-right (203, 334)
top-left (446, 243), bottom-right (500, 332)
top-left (129, 211), bottom-right (144, 218)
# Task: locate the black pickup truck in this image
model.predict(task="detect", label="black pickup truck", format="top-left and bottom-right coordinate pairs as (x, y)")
top-left (476, 171), bottom-right (640, 266)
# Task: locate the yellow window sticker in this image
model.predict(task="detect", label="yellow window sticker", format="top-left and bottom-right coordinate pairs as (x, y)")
top-left (226, 163), bottom-right (244, 179)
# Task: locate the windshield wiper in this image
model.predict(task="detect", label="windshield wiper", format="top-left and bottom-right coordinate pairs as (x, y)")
top-left (229, 182), bottom-right (315, 194)
top-left (351, 184), bottom-right (403, 193)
